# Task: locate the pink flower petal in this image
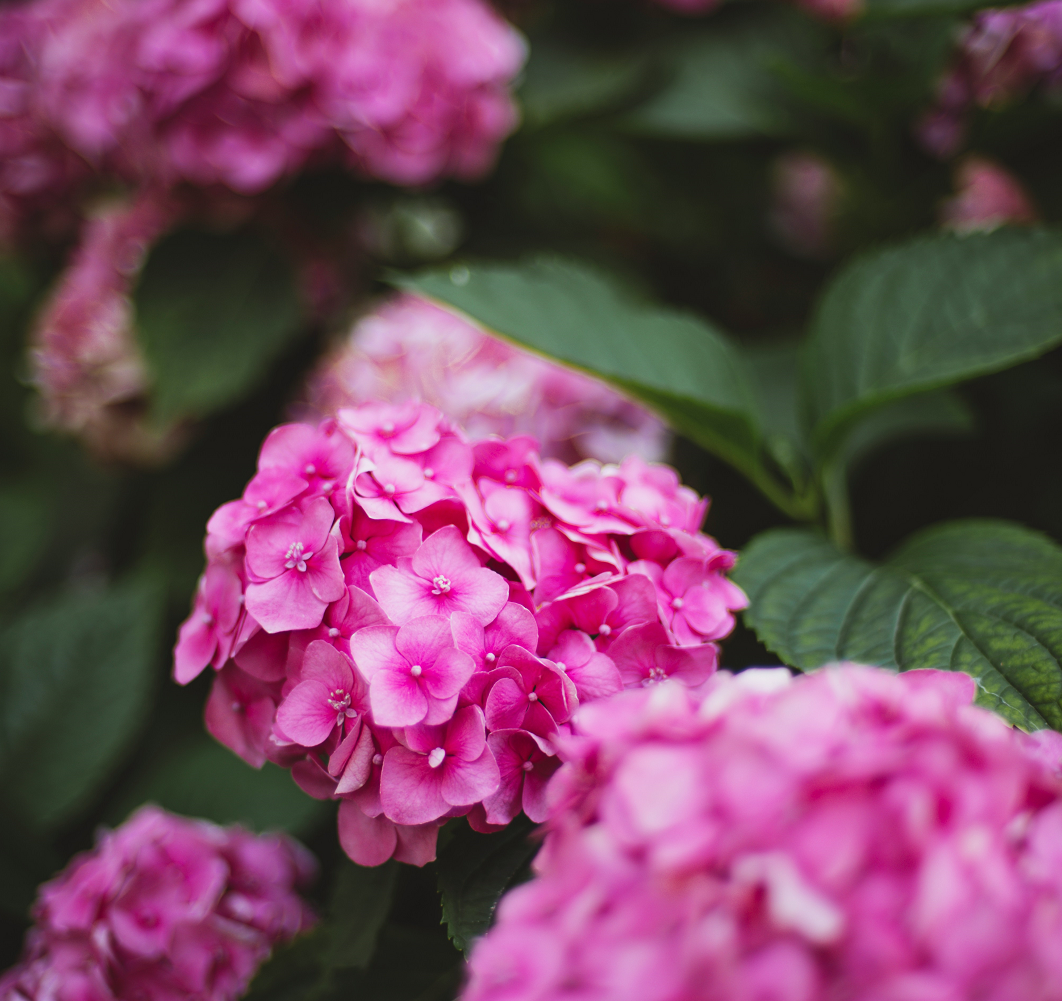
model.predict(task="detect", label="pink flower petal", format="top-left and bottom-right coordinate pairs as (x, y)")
top-left (338, 800), bottom-right (398, 867)
top-left (441, 747), bottom-right (500, 807)
top-left (369, 668), bottom-right (429, 727)
top-left (380, 747), bottom-right (449, 825)
top-left (276, 680), bottom-right (338, 748)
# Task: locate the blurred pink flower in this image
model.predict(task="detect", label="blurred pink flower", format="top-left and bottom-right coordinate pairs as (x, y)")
top-left (920, 0), bottom-right (1062, 156)
top-left (768, 151), bottom-right (843, 259)
top-left (174, 404), bottom-right (746, 867)
top-left (464, 665), bottom-right (1062, 1001)
top-left (0, 806), bottom-right (315, 1001)
top-left (27, 191), bottom-right (184, 463)
top-left (303, 294), bottom-right (670, 466)
top-left (940, 154), bottom-right (1037, 232)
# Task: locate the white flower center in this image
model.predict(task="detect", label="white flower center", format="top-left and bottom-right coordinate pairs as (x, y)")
top-left (383, 483), bottom-right (396, 496)
top-left (327, 689), bottom-right (351, 713)
top-left (423, 467), bottom-right (434, 479)
top-left (428, 747), bottom-right (446, 769)
top-left (598, 623), bottom-right (611, 636)
top-left (672, 597), bottom-right (684, 610)
top-left (431, 575), bottom-right (452, 595)
top-left (328, 627), bottom-right (341, 638)
top-left (256, 500), bottom-right (267, 510)
top-left (554, 662), bottom-right (566, 672)
top-left (381, 421), bottom-right (395, 435)
top-left (485, 652), bottom-right (496, 663)
top-left (522, 760), bottom-right (534, 772)
top-left (495, 519), bottom-right (510, 533)
top-left (372, 754), bottom-right (383, 767)
top-left (305, 463), bottom-right (316, 476)
top-left (643, 666), bottom-right (668, 686)
top-left (505, 469), bottom-right (517, 483)
top-left (357, 539), bottom-right (367, 550)
top-left (660, 514), bottom-right (671, 526)
top-left (574, 563), bottom-right (586, 574)
top-left (410, 664), bottom-right (423, 678)
top-left (594, 499), bottom-right (608, 511)
top-left (528, 692), bottom-right (539, 702)
top-left (200, 612), bottom-right (214, 626)
top-left (285, 542), bottom-right (312, 572)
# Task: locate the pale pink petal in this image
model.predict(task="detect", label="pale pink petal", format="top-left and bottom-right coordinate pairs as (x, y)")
top-left (422, 691), bottom-right (459, 725)
top-left (441, 747), bottom-right (500, 807)
top-left (380, 747), bottom-right (449, 825)
top-left (306, 536), bottom-right (345, 604)
top-left (445, 705), bottom-right (488, 761)
top-left (393, 824), bottom-right (440, 866)
top-left (276, 680), bottom-right (337, 747)
top-left (245, 572), bottom-right (327, 633)
top-left (395, 615), bottom-right (453, 667)
top-left (565, 651), bottom-right (622, 702)
top-left (370, 565), bottom-right (434, 624)
top-left (412, 524), bottom-right (482, 578)
top-left (656, 643), bottom-right (718, 685)
top-left (369, 668), bottom-right (429, 727)
top-left (349, 625), bottom-right (403, 680)
top-left (233, 628), bottom-right (289, 682)
top-left (302, 640), bottom-right (354, 691)
top-left (450, 566), bottom-right (510, 625)
top-left (336, 723), bottom-right (377, 795)
top-left (423, 647), bottom-right (476, 700)
top-left (485, 677), bottom-right (529, 731)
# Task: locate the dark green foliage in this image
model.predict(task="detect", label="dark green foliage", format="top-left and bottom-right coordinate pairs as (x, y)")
top-left (136, 228), bottom-right (303, 423)
top-left (733, 521), bottom-right (1062, 730)
top-left (437, 817), bottom-right (540, 953)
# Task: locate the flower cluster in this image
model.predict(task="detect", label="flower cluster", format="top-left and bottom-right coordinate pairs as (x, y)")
top-left (174, 400), bottom-right (746, 867)
top-left (919, 0), bottom-right (1062, 157)
top-left (940, 155), bottom-right (1037, 233)
top-left (302, 294), bottom-right (670, 465)
top-left (26, 191), bottom-right (186, 463)
top-left (0, 806), bottom-right (316, 1001)
top-left (464, 664), bottom-right (1062, 1001)
top-left (0, 0), bottom-right (525, 239)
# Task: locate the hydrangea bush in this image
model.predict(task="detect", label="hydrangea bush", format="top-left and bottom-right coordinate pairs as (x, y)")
top-left (2, 0), bottom-right (1062, 994)
top-left (175, 400), bottom-right (744, 866)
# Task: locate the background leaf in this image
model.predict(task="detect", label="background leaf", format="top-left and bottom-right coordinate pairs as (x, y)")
top-left (399, 257), bottom-right (812, 518)
top-left (136, 228), bottom-right (304, 424)
top-left (803, 229), bottom-right (1062, 460)
top-left (105, 734), bottom-right (330, 836)
top-left (619, 9), bottom-right (824, 140)
top-left (437, 816), bottom-right (539, 953)
top-left (733, 519), bottom-right (1062, 731)
top-left (0, 578), bottom-right (163, 831)
top-left (326, 861), bottom-right (397, 970)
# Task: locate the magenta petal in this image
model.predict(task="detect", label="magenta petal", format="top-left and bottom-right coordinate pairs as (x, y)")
top-left (307, 536), bottom-right (345, 604)
top-left (412, 524), bottom-right (482, 577)
top-left (338, 800), bottom-right (398, 867)
top-left (303, 640), bottom-right (354, 691)
top-left (370, 565), bottom-right (433, 625)
top-left (292, 758), bottom-right (338, 800)
top-left (173, 618), bottom-right (216, 685)
top-left (610, 622), bottom-right (669, 683)
top-left (276, 680), bottom-right (337, 747)
top-left (380, 747), bottom-right (449, 825)
top-left (522, 759), bottom-right (559, 822)
top-left (452, 567), bottom-right (509, 625)
top-left (451, 611), bottom-right (486, 660)
top-left (445, 705), bottom-right (487, 761)
top-left (233, 628), bottom-right (289, 682)
top-left (567, 651), bottom-right (622, 702)
top-left (482, 730), bottom-right (531, 826)
top-left (489, 602), bottom-right (538, 653)
top-left (680, 585), bottom-right (732, 640)
top-left (245, 572), bottom-right (327, 633)
top-left (393, 824), bottom-right (440, 866)
top-left (423, 648), bottom-right (476, 700)
top-left (336, 723), bottom-right (377, 795)
top-left (396, 615), bottom-right (453, 667)
top-left (441, 747), bottom-right (500, 807)
top-left (349, 625), bottom-right (403, 680)
top-left (550, 629), bottom-right (596, 668)
top-left (484, 677), bottom-right (528, 731)
top-left (370, 669), bottom-right (429, 727)
top-left (422, 692), bottom-right (460, 725)
top-left (656, 643), bottom-right (718, 685)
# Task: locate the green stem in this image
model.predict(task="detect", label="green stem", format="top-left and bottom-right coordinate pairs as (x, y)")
top-left (823, 460), bottom-right (853, 551)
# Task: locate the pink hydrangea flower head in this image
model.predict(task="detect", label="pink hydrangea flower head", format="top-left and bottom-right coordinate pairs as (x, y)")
top-left (27, 190), bottom-right (182, 463)
top-left (1, 806), bottom-right (315, 1001)
top-left (940, 154), bottom-right (1037, 232)
top-left (177, 400), bottom-right (744, 868)
top-left (304, 294), bottom-right (670, 465)
top-left (464, 665), bottom-right (1062, 1001)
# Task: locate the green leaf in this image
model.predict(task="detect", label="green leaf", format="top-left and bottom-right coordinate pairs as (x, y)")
top-left (106, 734), bottom-right (330, 837)
top-left (803, 229), bottom-right (1062, 461)
top-left (733, 519), bottom-right (1062, 732)
top-left (620, 9), bottom-right (825, 140)
top-left (862, 0), bottom-right (988, 18)
top-left (397, 257), bottom-right (813, 519)
top-left (519, 41), bottom-right (650, 129)
top-left (136, 228), bottom-right (304, 424)
top-left (0, 478), bottom-right (55, 598)
top-left (326, 860), bottom-right (397, 970)
top-left (0, 579), bottom-right (163, 831)
top-left (437, 816), bottom-right (538, 953)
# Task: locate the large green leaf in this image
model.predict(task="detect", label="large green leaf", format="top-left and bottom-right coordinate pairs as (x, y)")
top-left (437, 816), bottom-right (538, 953)
top-left (0, 579), bottom-right (163, 830)
top-left (398, 258), bottom-right (811, 518)
top-left (326, 861), bottom-right (397, 970)
top-left (106, 735), bottom-right (330, 837)
top-left (733, 519), bottom-right (1062, 731)
top-left (136, 229), bottom-right (304, 424)
top-left (803, 229), bottom-right (1062, 460)
top-left (620, 9), bottom-right (824, 140)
